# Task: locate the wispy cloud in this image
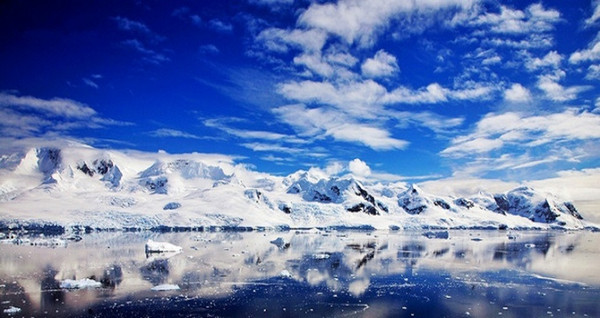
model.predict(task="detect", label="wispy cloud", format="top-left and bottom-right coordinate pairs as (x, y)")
top-left (272, 104), bottom-right (408, 151)
top-left (82, 78), bottom-right (99, 89)
top-left (121, 39), bottom-right (170, 64)
top-left (203, 117), bottom-right (306, 144)
top-left (147, 128), bottom-right (206, 139)
top-left (0, 92), bottom-right (96, 118)
top-left (585, 0), bottom-right (600, 26)
top-left (0, 92), bottom-right (131, 137)
top-left (209, 19), bottom-right (233, 33)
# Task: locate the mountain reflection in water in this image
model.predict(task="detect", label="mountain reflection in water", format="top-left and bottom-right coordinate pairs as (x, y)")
top-left (1, 230), bottom-right (599, 317)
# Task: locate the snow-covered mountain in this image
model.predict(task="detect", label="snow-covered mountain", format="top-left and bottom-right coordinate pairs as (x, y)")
top-left (0, 141), bottom-right (594, 231)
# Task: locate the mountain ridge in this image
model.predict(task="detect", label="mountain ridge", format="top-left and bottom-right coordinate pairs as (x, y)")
top-left (0, 141), bottom-right (596, 232)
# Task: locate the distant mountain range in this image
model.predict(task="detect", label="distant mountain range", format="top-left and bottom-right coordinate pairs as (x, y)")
top-left (0, 141), bottom-right (595, 232)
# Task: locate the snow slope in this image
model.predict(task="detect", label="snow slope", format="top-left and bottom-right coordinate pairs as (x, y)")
top-left (0, 140), bottom-right (595, 231)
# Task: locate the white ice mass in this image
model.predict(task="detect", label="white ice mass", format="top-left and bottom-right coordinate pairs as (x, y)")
top-left (59, 278), bottom-right (102, 289)
top-left (145, 239), bottom-right (183, 253)
top-left (0, 140), bottom-right (596, 231)
top-left (150, 284), bottom-right (181, 291)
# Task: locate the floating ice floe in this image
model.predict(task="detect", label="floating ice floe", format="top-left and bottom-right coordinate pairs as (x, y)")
top-left (60, 278), bottom-right (102, 289)
top-left (280, 270), bottom-right (292, 278)
top-left (145, 239), bottom-right (182, 253)
top-left (312, 253), bottom-right (330, 260)
top-left (3, 306), bottom-right (21, 314)
top-left (151, 284), bottom-right (180, 291)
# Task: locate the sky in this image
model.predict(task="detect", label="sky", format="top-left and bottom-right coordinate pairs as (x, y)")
top-left (1, 0), bottom-right (600, 185)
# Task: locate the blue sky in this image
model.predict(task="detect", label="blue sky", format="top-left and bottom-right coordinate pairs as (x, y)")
top-left (1, 0), bottom-right (600, 182)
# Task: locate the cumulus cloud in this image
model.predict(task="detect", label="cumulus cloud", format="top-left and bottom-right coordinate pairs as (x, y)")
top-left (586, 64), bottom-right (600, 80)
top-left (442, 109), bottom-right (600, 159)
top-left (537, 73), bottom-right (590, 102)
top-left (298, 0), bottom-right (477, 47)
top-left (569, 41), bottom-right (600, 64)
top-left (348, 158), bottom-right (371, 177)
top-left (525, 50), bottom-right (562, 70)
top-left (361, 50), bottom-right (399, 78)
top-left (279, 79), bottom-right (494, 119)
top-left (468, 3), bottom-right (560, 34)
top-left (504, 83), bottom-right (532, 103)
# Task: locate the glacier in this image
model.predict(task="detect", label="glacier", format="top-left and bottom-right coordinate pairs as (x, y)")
top-left (0, 140), bottom-right (596, 232)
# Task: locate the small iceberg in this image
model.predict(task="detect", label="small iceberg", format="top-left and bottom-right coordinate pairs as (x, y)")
top-left (151, 284), bottom-right (180, 291)
top-left (312, 253), bottom-right (330, 260)
top-left (60, 278), bottom-right (102, 289)
top-left (145, 239), bottom-right (183, 253)
top-left (3, 306), bottom-right (21, 315)
top-left (280, 270), bottom-right (293, 278)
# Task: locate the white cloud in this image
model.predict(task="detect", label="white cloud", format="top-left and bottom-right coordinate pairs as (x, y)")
top-left (209, 19), bottom-right (233, 33)
top-left (348, 158), bottom-right (371, 177)
top-left (525, 50), bottom-right (562, 70)
top-left (483, 34), bottom-right (554, 49)
top-left (203, 118), bottom-right (306, 144)
top-left (569, 41), bottom-right (600, 64)
top-left (442, 109), bottom-right (600, 159)
top-left (121, 39), bottom-right (170, 64)
top-left (0, 93), bottom-right (129, 138)
top-left (297, 0), bottom-right (477, 47)
top-left (278, 80), bottom-right (387, 118)
top-left (586, 64), bottom-right (600, 80)
top-left (470, 3), bottom-right (560, 34)
top-left (390, 111), bottom-right (464, 134)
top-left (442, 137), bottom-right (503, 155)
top-left (241, 142), bottom-right (304, 154)
top-left (249, 0), bottom-right (293, 5)
top-left (113, 16), bottom-right (152, 34)
top-left (82, 78), bottom-right (99, 89)
top-left (293, 53), bottom-right (335, 78)
top-left (199, 44), bottom-right (220, 54)
top-left (481, 56), bottom-right (501, 65)
top-left (256, 28), bottom-right (328, 54)
top-left (279, 80), bottom-right (494, 118)
top-left (504, 83), bottom-right (532, 103)
top-left (0, 93), bottom-right (96, 118)
top-left (585, 0), bottom-right (600, 26)
top-left (328, 124), bottom-right (408, 150)
top-left (272, 104), bottom-right (408, 151)
top-left (148, 128), bottom-right (204, 139)
top-left (325, 51), bottom-right (359, 67)
top-left (361, 50), bottom-right (399, 78)
top-left (537, 74), bottom-right (590, 102)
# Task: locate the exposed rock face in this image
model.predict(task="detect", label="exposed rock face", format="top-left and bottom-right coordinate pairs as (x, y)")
top-left (398, 185), bottom-right (429, 215)
top-left (287, 176), bottom-right (388, 215)
top-left (490, 187), bottom-right (584, 224)
top-left (163, 202), bottom-right (181, 210)
top-left (77, 159), bottom-right (122, 187)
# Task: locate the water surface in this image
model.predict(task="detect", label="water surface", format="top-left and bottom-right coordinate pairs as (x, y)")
top-left (1, 230), bottom-right (599, 317)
